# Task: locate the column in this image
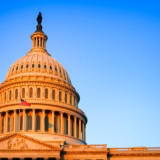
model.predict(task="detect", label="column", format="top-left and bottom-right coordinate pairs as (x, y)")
top-left (74, 116), bottom-right (77, 138)
top-left (60, 112), bottom-right (63, 134)
top-left (14, 110), bottom-right (16, 132)
top-left (42, 37), bottom-right (44, 48)
top-left (52, 110), bottom-right (54, 133)
top-left (82, 121), bottom-right (85, 141)
top-left (32, 109), bottom-right (35, 132)
top-left (67, 114), bottom-right (71, 136)
top-left (6, 111), bottom-right (8, 133)
top-left (84, 123), bottom-right (86, 142)
top-left (0, 112), bottom-right (1, 133)
top-left (42, 109), bottom-right (45, 132)
top-left (23, 109), bottom-right (26, 132)
top-left (79, 118), bottom-right (81, 139)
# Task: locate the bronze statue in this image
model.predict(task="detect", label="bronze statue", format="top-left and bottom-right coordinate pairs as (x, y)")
top-left (37, 12), bottom-right (42, 25)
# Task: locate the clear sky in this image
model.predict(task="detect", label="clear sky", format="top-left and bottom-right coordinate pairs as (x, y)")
top-left (0, 0), bottom-right (160, 148)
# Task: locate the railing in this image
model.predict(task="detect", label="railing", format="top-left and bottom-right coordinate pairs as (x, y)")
top-left (64, 144), bottom-right (107, 149)
top-left (109, 147), bottom-right (160, 152)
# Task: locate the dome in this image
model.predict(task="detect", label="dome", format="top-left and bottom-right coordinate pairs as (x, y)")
top-left (6, 51), bottom-right (71, 84)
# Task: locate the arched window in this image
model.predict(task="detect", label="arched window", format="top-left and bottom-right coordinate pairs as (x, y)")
top-left (44, 65), bottom-right (46, 69)
top-left (45, 89), bottom-right (48, 99)
top-left (45, 114), bottom-right (48, 132)
top-left (20, 115), bottom-right (23, 130)
top-left (65, 92), bottom-right (67, 103)
top-left (4, 92), bottom-right (6, 101)
top-left (59, 91), bottom-right (61, 101)
top-left (36, 114), bottom-right (41, 131)
top-left (52, 90), bottom-right (55, 100)
top-left (26, 64), bottom-right (29, 68)
top-left (37, 88), bottom-right (41, 98)
top-left (70, 94), bottom-right (72, 105)
top-left (37, 37), bottom-right (39, 47)
top-left (29, 88), bottom-right (33, 98)
top-left (38, 64), bottom-right (41, 68)
top-left (40, 37), bottom-right (42, 47)
top-left (9, 90), bottom-right (12, 100)
top-left (28, 115), bottom-right (32, 130)
top-left (74, 96), bottom-right (76, 106)
top-left (22, 88), bottom-right (25, 98)
top-left (15, 89), bottom-right (18, 99)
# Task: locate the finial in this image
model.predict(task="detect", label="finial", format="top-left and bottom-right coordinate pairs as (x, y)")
top-left (35, 12), bottom-right (43, 32)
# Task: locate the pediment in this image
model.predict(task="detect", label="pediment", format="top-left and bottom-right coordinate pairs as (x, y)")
top-left (0, 133), bottom-right (61, 151)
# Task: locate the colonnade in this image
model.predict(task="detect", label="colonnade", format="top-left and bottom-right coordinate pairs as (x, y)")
top-left (0, 109), bottom-right (86, 142)
top-left (0, 86), bottom-right (78, 107)
top-left (32, 35), bottom-right (47, 49)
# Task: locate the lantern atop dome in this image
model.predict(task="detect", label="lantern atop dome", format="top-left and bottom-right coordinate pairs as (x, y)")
top-left (30, 12), bottom-right (48, 53)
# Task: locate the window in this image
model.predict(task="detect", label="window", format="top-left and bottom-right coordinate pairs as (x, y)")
top-left (55, 67), bottom-right (57, 72)
top-left (4, 92), bottom-right (6, 101)
top-left (40, 37), bottom-right (42, 47)
top-left (36, 114), bottom-right (40, 130)
top-left (52, 90), bottom-right (55, 100)
top-left (37, 88), bottom-right (41, 98)
top-left (45, 89), bottom-right (48, 99)
top-left (15, 89), bottom-right (18, 99)
top-left (44, 65), bottom-right (46, 69)
top-left (26, 64), bottom-right (29, 68)
top-left (50, 66), bottom-right (52, 70)
top-left (34, 37), bottom-right (36, 47)
top-left (22, 88), bottom-right (25, 98)
top-left (8, 117), bottom-right (10, 132)
top-left (2, 118), bottom-right (4, 133)
top-left (38, 64), bottom-right (41, 68)
top-left (16, 66), bottom-right (18, 70)
top-left (32, 64), bottom-right (34, 68)
top-left (28, 116), bottom-right (32, 130)
top-left (9, 90), bottom-right (12, 100)
top-left (29, 88), bottom-right (33, 98)
top-left (12, 68), bottom-right (14, 72)
top-left (65, 92), bottom-right (67, 103)
top-left (45, 115), bottom-right (48, 131)
top-left (21, 65), bottom-right (23, 69)
top-left (74, 96), bottom-right (76, 106)
top-left (59, 69), bottom-right (61, 73)
top-left (37, 37), bottom-right (39, 47)
top-left (70, 94), bottom-right (72, 105)
top-left (59, 91), bottom-right (61, 101)
top-left (20, 115), bottom-right (23, 130)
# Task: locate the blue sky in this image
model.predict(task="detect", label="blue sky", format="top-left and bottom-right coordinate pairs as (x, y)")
top-left (0, 0), bottom-right (160, 147)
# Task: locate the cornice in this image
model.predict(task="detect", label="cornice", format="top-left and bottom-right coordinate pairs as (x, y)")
top-left (63, 151), bottom-right (109, 155)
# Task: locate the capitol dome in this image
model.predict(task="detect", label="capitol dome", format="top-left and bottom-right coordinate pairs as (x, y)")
top-left (0, 12), bottom-right (87, 145)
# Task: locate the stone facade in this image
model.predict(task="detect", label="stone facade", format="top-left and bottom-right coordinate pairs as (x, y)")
top-left (0, 13), bottom-right (159, 160)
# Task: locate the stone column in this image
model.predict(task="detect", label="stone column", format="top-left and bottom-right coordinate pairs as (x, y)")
top-left (23, 109), bottom-right (26, 132)
top-left (60, 112), bottom-right (63, 134)
top-left (67, 114), bottom-right (71, 136)
top-left (52, 110), bottom-right (55, 133)
top-left (32, 109), bottom-right (35, 132)
top-left (14, 110), bottom-right (16, 132)
top-left (74, 116), bottom-right (77, 138)
top-left (82, 121), bottom-right (85, 141)
top-left (6, 111), bottom-right (8, 133)
top-left (0, 112), bottom-right (1, 134)
top-left (79, 118), bottom-right (81, 139)
top-left (42, 109), bottom-right (45, 132)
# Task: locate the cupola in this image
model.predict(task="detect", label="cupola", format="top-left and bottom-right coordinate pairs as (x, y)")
top-left (30, 12), bottom-right (48, 52)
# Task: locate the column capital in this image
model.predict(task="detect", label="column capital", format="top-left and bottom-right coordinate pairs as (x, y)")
top-left (67, 113), bottom-right (70, 116)
top-left (73, 115), bottom-right (77, 119)
top-left (32, 109), bottom-right (35, 111)
top-left (44, 157), bottom-right (48, 160)
top-left (51, 110), bottom-right (55, 113)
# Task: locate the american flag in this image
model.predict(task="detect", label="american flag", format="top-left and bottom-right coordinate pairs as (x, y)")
top-left (20, 98), bottom-right (30, 107)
